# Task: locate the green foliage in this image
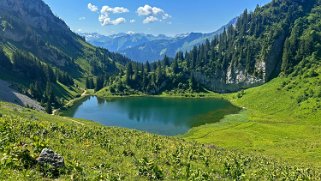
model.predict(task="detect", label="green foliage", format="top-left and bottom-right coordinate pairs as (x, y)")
top-left (137, 157), bottom-right (164, 180)
top-left (85, 77), bottom-right (95, 89)
top-left (236, 90), bottom-right (245, 99)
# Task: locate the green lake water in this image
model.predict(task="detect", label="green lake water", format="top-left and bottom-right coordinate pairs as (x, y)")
top-left (63, 96), bottom-right (240, 136)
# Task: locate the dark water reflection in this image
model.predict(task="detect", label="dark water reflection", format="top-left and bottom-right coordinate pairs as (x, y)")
top-left (63, 96), bottom-right (240, 136)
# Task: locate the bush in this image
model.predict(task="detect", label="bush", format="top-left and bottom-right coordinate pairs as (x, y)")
top-left (237, 90), bottom-right (245, 98)
top-left (1, 146), bottom-right (36, 170)
top-left (305, 70), bottom-right (319, 78)
top-left (138, 157), bottom-right (164, 180)
top-left (297, 94), bottom-right (308, 103)
top-left (37, 163), bottom-right (67, 178)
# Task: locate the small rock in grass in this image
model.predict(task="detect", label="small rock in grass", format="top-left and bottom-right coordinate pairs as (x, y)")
top-left (36, 148), bottom-right (64, 168)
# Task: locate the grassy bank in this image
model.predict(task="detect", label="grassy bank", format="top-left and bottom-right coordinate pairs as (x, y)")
top-left (1, 102), bottom-right (321, 180)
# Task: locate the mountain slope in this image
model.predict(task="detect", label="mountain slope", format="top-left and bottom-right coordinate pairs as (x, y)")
top-left (0, 0), bottom-right (130, 110)
top-left (0, 0), bottom-right (130, 77)
top-left (182, 0), bottom-right (317, 92)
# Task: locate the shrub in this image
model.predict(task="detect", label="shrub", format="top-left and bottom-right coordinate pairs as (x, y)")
top-left (297, 94), bottom-right (308, 103)
top-left (138, 157), bottom-right (164, 180)
top-left (237, 90), bottom-right (245, 98)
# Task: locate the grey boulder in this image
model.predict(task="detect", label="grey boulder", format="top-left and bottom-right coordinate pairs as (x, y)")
top-left (36, 148), bottom-right (64, 168)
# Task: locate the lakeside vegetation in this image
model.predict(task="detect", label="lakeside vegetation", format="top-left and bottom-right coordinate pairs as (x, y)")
top-left (1, 102), bottom-right (321, 180)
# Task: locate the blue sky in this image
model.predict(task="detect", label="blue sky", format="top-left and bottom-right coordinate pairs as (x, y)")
top-left (43, 0), bottom-right (271, 36)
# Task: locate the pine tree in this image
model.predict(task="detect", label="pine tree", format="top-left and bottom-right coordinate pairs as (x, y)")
top-left (145, 61), bottom-right (151, 72)
top-left (85, 77), bottom-right (90, 89)
top-left (45, 102), bottom-right (52, 114)
top-left (189, 74), bottom-right (197, 91)
top-left (89, 78), bottom-right (95, 89)
top-left (125, 63), bottom-right (134, 85)
top-left (126, 63), bottom-right (133, 80)
top-left (163, 55), bottom-right (170, 67)
top-left (172, 60), bottom-right (179, 74)
top-left (95, 76), bottom-right (104, 91)
top-left (44, 82), bottom-right (54, 114)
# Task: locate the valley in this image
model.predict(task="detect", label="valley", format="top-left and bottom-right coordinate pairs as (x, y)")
top-left (1, 0), bottom-right (321, 180)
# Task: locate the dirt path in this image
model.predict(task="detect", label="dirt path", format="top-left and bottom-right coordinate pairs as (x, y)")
top-left (0, 79), bottom-right (44, 111)
top-left (61, 116), bottom-right (85, 126)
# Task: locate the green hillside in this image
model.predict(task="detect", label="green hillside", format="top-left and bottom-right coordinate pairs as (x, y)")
top-left (0, 0), bottom-right (130, 112)
top-left (1, 102), bottom-right (321, 180)
top-left (185, 69), bottom-right (321, 167)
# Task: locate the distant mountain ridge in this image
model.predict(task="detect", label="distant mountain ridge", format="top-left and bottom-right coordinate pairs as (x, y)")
top-left (81, 18), bottom-right (237, 62)
top-left (81, 32), bottom-right (171, 53)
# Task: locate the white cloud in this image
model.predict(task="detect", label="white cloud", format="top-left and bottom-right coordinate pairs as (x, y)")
top-left (98, 5), bottom-right (129, 26)
top-left (137, 5), bottom-right (151, 16)
top-left (88, 3), bottom-right (98, 12)
top-left (137, 5), bottom-right (163, 16)
top-left (101, 6), bottom-right (129, 14)
top-left (78, 17), bottom-right (86, 21)
top-left (111, 18), bottom-right (126, 25)
top-left (143, 16), bottom-right (158, 24)
top-left (137, 5), bottom-right (171, 24)
top-left (77, 29), bottom-right (82, 32)
top-left (130, 19), bottom-right (136, 23)
top-left (162, 13), bottom-right (171, 20)
top-left (99, 14), bottom-right (126, 26)
top-left (127, 31), bottom-right (135, 34)
top-left (151, 7), bottom-right (164, 15)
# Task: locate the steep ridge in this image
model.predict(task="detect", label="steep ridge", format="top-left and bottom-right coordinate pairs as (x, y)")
top-left (0, 0), bottom-right (130, 76)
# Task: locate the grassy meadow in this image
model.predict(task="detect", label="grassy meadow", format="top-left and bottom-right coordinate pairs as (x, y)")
top-left (185, 65), bottom-right (321, 167)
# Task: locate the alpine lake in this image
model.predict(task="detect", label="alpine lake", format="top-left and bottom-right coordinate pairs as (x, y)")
top-left (63, 96), bottom-right (240, 136)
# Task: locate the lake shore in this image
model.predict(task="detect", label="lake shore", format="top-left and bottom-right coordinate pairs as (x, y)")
top-left (53, 89), bottom-right (92, 115)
